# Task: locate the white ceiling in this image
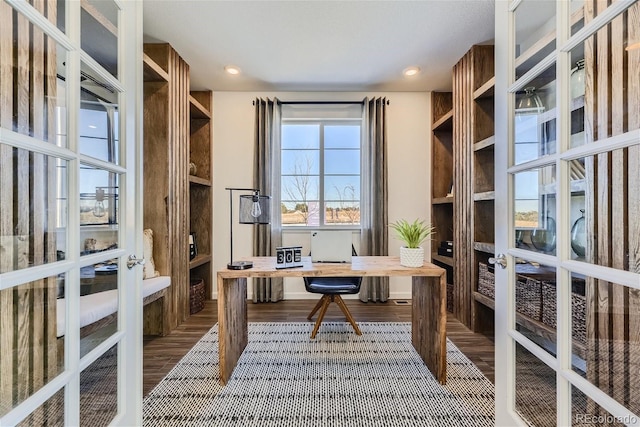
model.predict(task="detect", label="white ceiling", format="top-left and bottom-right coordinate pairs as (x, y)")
top-left (142, 0), bottom-right (496, 92)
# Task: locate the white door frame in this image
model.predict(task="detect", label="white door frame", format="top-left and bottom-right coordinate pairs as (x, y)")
top-left (0, 0), bottom-right (143, 425)
top-left (495, 0), bottom-right (640, 425)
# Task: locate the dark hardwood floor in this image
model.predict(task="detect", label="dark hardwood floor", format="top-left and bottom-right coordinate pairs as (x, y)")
top-left (143, 299), bottom-right (495, 396)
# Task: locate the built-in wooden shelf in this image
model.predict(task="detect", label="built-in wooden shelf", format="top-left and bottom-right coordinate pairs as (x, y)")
top-left (474, 242), bottom-right (495, 254)
top-left (189, 175), bottom-right (212, 187)
top-left (473, 291), bottom-right (586, 359)
top-left (473, 77), bottom-right (495, 100)
top-left (143, 53), bottom-right (169, 82)
top-left (474, 191), bottom-right (495, 201)
top-left (432, 196), bottom-right (454, 205)
top-left (189, 254), bottom-right (211, 270)
top-left (474, 135), bottom-right (495, 151)
top-left (432, 109), bottom-right (453, 131)
top-left (432, 253), bottom-right (454, 267)
top-left (189, 95), bottom-right (211, 119)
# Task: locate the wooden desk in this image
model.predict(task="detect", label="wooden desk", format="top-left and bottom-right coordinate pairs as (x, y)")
top-left (217, 256), bottom-right (447, 385)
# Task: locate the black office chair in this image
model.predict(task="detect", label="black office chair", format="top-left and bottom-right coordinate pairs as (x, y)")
top-left (305, 246), bottom-right (362, 339)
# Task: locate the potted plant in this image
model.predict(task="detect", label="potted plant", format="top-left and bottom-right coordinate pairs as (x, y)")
top-left (389, 219), bottom-right (435, 267)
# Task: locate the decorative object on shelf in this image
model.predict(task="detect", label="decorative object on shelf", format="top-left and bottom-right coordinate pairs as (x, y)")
top-left (189, 162), bottom-right (197, 176)
top-left (189, 232), bottom-right (197, 261)
top-left (389, 218), bottom-right (435, 267)
top-left (275, 246), bottom-right (303, 269)
top-left (530, 213), bottom-right (557, 253)
top-left (570, 59), bottom-right (585, 99)
top-left (516, 86), bottom-right (544, 117)
top-left (571, 209), bottom-right (586, 258)
top-left (437, 240), bottom-right (453, 257)
top-left (226, 187), bottom-right (271, 270)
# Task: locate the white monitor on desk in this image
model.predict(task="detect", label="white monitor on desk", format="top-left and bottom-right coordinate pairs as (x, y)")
top-left (310, 230), bottom-right (353, 263)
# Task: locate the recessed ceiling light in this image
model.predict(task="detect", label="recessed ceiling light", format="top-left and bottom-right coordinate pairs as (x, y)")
top-left (403, 66), bottom-right (421, 77)
top-left (224, 65), bottom-right (241, 75)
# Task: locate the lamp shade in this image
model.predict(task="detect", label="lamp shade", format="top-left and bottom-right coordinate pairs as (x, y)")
top-left (239, 194), bottom-right (270, 224)
top-left (516, 87), bottom-right (544, 114)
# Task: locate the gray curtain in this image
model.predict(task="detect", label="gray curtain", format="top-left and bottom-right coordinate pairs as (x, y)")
top-left (359, 97), bottom-right (389, 302)
top-left (252, 97), bottom-right (283, 302)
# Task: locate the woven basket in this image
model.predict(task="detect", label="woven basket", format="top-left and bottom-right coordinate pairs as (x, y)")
top-left (477, 262), bottom-right (542, 321)
top-left (446, 282), bottom-right (453, 313)
top-left (190, 278), bottom-right (205, 315)
top-left (478, 263), bottom-right (495, 299)
top-left (541, 281), bottom-right (586, 344)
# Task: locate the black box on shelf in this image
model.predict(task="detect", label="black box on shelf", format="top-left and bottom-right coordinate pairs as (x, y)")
top-left (437, 246), bottom-right (453, 257)
top-left (440, 240), bottom-right (453, 249)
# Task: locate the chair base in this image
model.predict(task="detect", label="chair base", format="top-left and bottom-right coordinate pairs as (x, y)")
top-left (307, 294), bottom-right (362, 339)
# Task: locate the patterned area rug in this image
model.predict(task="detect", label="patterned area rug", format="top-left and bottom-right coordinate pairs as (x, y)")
top-left (143, 322), bottom-right (495, 426)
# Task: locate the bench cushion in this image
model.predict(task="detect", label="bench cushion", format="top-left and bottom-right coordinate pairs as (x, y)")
top-left (57, 276), bottom-right (171, 337)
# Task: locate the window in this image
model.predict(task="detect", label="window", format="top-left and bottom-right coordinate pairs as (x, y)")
top-left (281, 114), bottom-right (362, 227)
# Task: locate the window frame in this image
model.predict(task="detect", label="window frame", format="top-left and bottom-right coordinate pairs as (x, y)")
top-left (280, 118), bottom-right (363, 229)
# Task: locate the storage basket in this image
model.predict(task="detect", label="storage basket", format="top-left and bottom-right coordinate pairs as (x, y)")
top-left (477, 262), bottom-right (542, 321)
top-left (446, 282), bottom-right (453, 313)
top-left (190, 278), bottom-right (205, 315)
top-left (478, 262), bottom-right (495, 299)
top-left (541, 281), bottom-right (586, 345)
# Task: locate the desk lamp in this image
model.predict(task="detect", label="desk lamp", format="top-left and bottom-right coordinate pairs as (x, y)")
top-left (226, 187), bottom-right (270, 270)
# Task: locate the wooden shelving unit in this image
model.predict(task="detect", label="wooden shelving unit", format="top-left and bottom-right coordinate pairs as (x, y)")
top-left (142, 44), bottom-right (214, 330)
top-left (188, 90), bottom-right (213, 300)
top-left (449, 44), bottom-right (495, 330)
top-left (430, 91), bottom-right (454, 313)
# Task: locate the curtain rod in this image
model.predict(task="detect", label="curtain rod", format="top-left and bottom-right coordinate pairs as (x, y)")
top-left (252, 100), bottom-right (390, 106)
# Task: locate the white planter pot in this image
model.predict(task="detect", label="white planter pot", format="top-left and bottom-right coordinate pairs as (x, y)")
top-left (399, 246), bottom-right (424, 267)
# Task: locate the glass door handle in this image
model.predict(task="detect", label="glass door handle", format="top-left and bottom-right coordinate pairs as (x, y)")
top-left (126, 254), bottom-right (146, 269)
top-left (488, 254), bottom-right (507, 269)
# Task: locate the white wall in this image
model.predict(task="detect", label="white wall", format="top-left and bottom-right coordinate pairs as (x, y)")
top-left (212, 91), bottom-right (431, 300)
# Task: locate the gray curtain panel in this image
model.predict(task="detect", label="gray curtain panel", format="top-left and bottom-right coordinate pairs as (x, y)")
top-left (359, 97), bottom-right (389, 302)
top-left (253, 98), bottom-right (284, 302)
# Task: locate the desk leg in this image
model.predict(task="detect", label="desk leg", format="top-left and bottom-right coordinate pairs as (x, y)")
top-left (412, 274), bottom-right (447, 384)
top-left (218, 276), bottom-right (248, 385)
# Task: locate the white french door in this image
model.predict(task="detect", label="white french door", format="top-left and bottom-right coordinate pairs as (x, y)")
top-left (0, 1), bottom-right (143, 425)
top-left (495, 0), bottom-right (640, 425)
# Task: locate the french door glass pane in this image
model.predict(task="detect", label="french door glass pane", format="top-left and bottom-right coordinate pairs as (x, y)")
top-left (572, 273), bottom-right (640, 416)
top-left (79, 344), bottom-right (118, 426)
top-left (514, 262), bottom-right (557, 352)
top-left (513, 165), bottom-right (557, 255)
top-left (78, 258), bottom-right (119, 358)
top-left (515, 341), bottom-right (557, 426)
top-left (514, 0), bottom-right (556, 79)
top-left (281, 150), bottom-right (319, 174)
top-left (81, 0), bottom-right (119, 79)
top-left (513, 63), bottom-right (557, 163)
top-left (571, 386), bottom-right (631, 426)
top-left (0, 275), bottom-right (64, 416)
top-left (79, 62), bottom-right (120, 164)
top-left (569, 153), bottom-right (637, 272)
top-left (79, 165), bottom-right (120, 229)
top-left (16, 388), bottom-right (64, 427)
top-left (567, 14), bottom-right (638, 148)
top-left (2, 11), bottom-right (67, 146)
top-left (0, 146), bottom-right (66, 273)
